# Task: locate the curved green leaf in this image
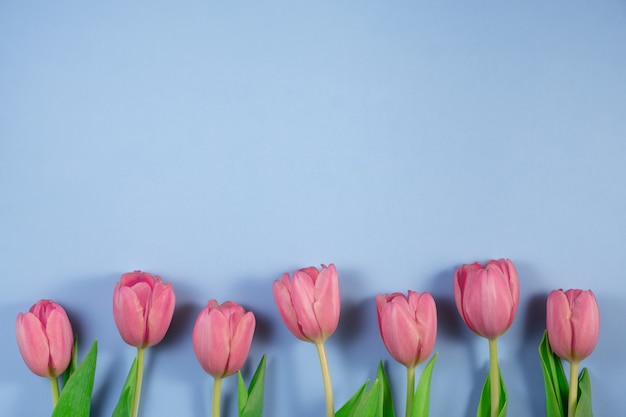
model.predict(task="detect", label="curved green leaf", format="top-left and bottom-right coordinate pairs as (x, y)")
top-left (411, 353), bottom-right (437, 417)
top-left (539, 331), bottom-right (567, 417)
top-left (112, 357), bottom-right (138, 417)
top-left (476, 363), bottom-right (507, 417)
top-left (376, 361), bottom-right (395, 417)
top-left (238, 355), bottom-right (267, 417)
top-left (52, 340), bottom-right (97, 417)
top-left (336, 379), bottom-right (381, 417)
top-left (574, 368), bottom-right (593, 417)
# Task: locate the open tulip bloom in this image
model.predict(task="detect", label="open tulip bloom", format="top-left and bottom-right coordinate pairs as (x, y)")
top-left (15, 262), bottom-right (605, 417)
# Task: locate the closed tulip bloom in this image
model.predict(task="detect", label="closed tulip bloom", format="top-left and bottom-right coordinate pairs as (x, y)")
top-left (273, 264), bottom-right (340, 344)
top-left (546, 289), bottom-right (599, 363)
top-left (113, 271), bottom-right (176, 348)
top-left (454, 258), bottom-right (520, 339)
top-left (16, 300), bottom-right (74, 378)
top-left (376, 291), bottom-right (437, 368)
top-left (192, 300), bottom-right (256, 378)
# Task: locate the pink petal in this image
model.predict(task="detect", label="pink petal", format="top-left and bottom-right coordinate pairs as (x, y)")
top-left (16, 312), bottom-right (51, 377)
top-left (113, 284), bottom-right (146, 347)
top-left (273, 278), bottom-right (306, 340)
top-left (313, 265), bottom-right (340, 340)
top-left (290, 271), bottom-right (321, 342)
top-left (146, 282), bottom-right (175, 346)
top-left (226, 312), bottom-right (255, 376)
top-left (45, 308), bottom-right (73, 376)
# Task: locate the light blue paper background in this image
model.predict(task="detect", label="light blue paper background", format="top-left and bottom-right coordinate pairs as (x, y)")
top-left (2, 1), bottom-right (625, 416)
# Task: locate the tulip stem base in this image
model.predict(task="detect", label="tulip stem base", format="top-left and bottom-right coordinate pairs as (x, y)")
top-left (488, 338), bottom-right (499, 417)
top-left (568, 361), bottom-right (580, 417)
top-left (212, 376), bottom-right (223, 417)
top-left (49, 377), bottom-right (60, 408)
top-left (315, 342), bottom-right (335, 417)
top-left (132, 347), bottom-right (146, 417)
top-left (406, 366), bottom-right (416, 417)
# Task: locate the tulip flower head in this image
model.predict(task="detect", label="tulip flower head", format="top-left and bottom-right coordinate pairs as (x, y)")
top-left (16, 299), bottom-right (74, 378)
top-left (546, 289), bottom-right (599, 363)
top-left (273, 264), bottom-right (340, 344)
top-left (376, 291), bottom-right (437, 368)
top-left (192, 300), bottom-right (256, 378)
top-left (454, 258), bottom-right (520, 339)
top-left (113, 271), bottom-right (176, 348)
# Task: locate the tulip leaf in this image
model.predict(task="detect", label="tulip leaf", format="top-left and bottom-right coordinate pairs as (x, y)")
top-left (238, 355), bottom-right (267, 417)
top-left (410, 353), bottom-right (437, 417)
top-left (336, 379), bottom-right (381, 417)
top-left (336, 380), bottom-right (370, 417)
top-left (476, 362), bottom-right (507, 417)
top-left (376, 360), bottom-right (396, 417)
top-left (112, 357), bottom-right (138, 417)
top-left (51, 340), bottom-right (97, 417)
top-left (575, 368), bottom-right (593, 417)
top-left (336, 379), bottom-right (382, 417)
top-left (539, 331), bottom-right (568, 417)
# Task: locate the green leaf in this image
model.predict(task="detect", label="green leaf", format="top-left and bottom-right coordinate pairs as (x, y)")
top-left (575, 368), bottom-right (593, 417)
top-left (376, 360), bottom-right (395, 417)
top-left (336, 380), bottom-right (370, 417)
top-left (336, 379), bottom-right (381, 417)
top-left (51, 340), bottom-right (97, 417)
top-left (359, 380), bottom-right (381, 417)
top-left (410, 353), bottom-right (437, 417)
top-left (238, 355), bottom-right (267, 417)
top-left (539, 331), bottom-right (568, 417)
top-left (476, 362), bottom-right (507, 417)
top-left (112, 357), bottom-right (138, 417)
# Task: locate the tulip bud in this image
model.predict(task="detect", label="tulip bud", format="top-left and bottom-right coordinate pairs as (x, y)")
top-left (454, 258), bottom-right (520, 339)
top-left (546, 289), bottom-right (599, 363)
top-left (113, 271), bottom-right (176, 348)
top-left (16, 300), bottom-right (74, 378)
top-left (273, 264), bottom-right (340, 344)
top-left (192, 300), bottom-right (256, 378)
top-left (376, 291), bottom-right (437, 368)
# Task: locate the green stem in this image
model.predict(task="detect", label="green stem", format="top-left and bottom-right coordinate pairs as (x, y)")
top-left (568, 361), bottom-right (580, 417)
top-left (406, 366), bottom-right (416, 417)
top-left (212, 376), bottom-right (223, 417)
top-left (488, 338), bottom-right (499, 417)
top-left (315, 342), bottom-right (335, 417)
top-left (49, 377), bottom-right (60, 408)
top-left (132, 347), bottom-right (146, 417)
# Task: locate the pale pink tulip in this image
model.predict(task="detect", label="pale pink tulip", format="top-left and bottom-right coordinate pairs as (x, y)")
top-left (16, 300), bottom-right (74, 378)
top-left (454, 258), bottom-right (519, 339)
top-left (376, 291), bottom-right (437, 368)
top-left (273, 264), bottom-right (340, 343)
top-left (192, 300), bottom-right (256, 378)
top-left (113, 271), bottom-right (176, 348)
top-left (546, 289), bottom-right (599, 363)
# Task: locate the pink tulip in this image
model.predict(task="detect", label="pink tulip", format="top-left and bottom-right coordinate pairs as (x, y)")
top-left (546, 289), bottom-right (599, 363)
top-left (454, 258), bottom-right (520, 339)
top-left (16, 300), bottom-right (74, 378)
top-left (113, 271), bottom-right (176, 348)
top-left (273, 264), bottom-right (340, 344)
top-left (192, 300), bottom-right (256, 378)
top-left (376, 291), bottom-right (437, 368)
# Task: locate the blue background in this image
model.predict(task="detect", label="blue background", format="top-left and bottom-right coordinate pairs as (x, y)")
top-left (1, 1), bottom-right (625, 416)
